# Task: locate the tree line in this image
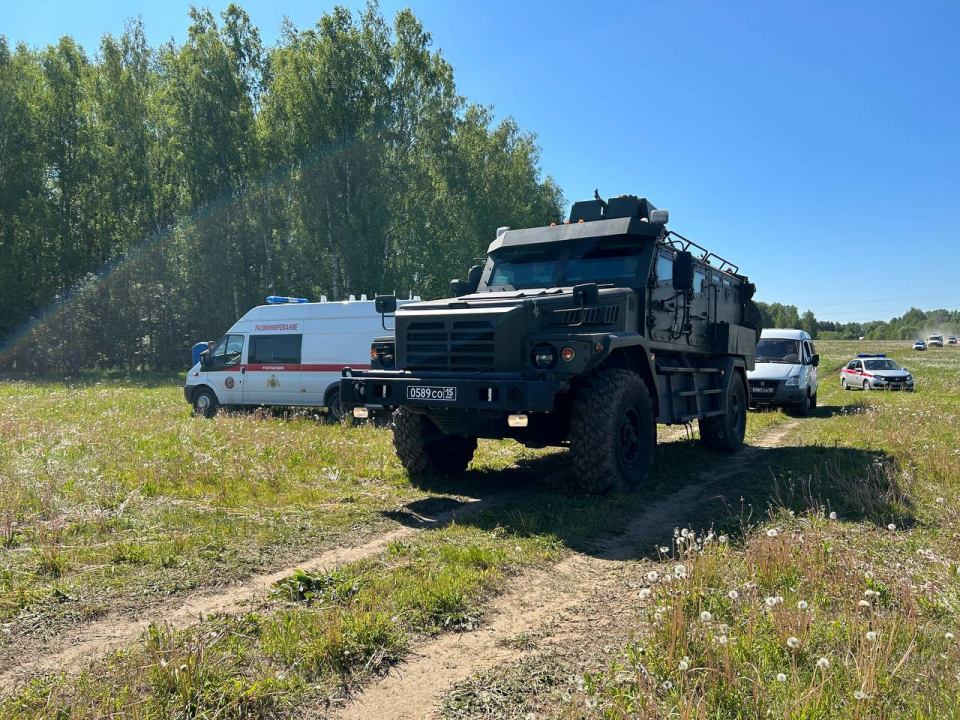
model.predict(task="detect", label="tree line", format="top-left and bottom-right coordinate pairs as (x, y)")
top-left (756, 302), bottom-right (960, 341)
top-left (0, 3), bottom-right (563, 373)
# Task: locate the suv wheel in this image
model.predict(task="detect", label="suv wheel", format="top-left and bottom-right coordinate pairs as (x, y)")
top-left (809, 391), bottom-right (817, 410)
top-left (192, 387), bottom-right (219, 418)
top-left (568, 369), bottom-right (655, 494)
top-left (789, 389), bottom-right (810, 417)
top-left (699, 372), bottom-right (747, 452)
top-left (841, 377), bottom-right (849, 391)
top-left (392, 408), bottom-right (477, 477)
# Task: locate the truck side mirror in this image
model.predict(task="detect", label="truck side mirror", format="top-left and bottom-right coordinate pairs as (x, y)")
top-left (673, 251), bottom-right (694, 292)
top-left (375, 295), bottom-right (397, 314)
top-left (811, 354), bottom-right (820, 367)
top-left (572, 282), bottom-right (599, 306)
top-left (467, 265), bottom-right (483, 294)
top-left (450, 279), bottom-right (469, 297)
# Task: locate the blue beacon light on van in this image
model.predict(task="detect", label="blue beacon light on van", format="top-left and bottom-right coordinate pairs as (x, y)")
top-left (266, 296), bottom-right (309, 304)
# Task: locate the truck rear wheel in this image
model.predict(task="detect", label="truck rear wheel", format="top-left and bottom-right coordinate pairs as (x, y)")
top-left (568, 369), bottom-right (655, 494)
top-left (699, 372), bottom-right (746, 452)
top-left (392, 408), bottom-right (477, 477)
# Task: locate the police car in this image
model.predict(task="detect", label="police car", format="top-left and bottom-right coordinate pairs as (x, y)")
top-left (840, 354), bottom-right (914, 391)
top-left (184, 295), bottom-right (418, 419)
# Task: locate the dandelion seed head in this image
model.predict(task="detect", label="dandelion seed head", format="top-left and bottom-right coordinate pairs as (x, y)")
top-left (659, 546), bottom-right (670, 554)
top-left (947, 632), bottom-right (955, 641)
top-left (647, 571), bottom-right (659, 582)
top-left (865, 571), bottom-right (874, 579)
top-left (858, 600), bottom-right (871, 608)
top-left (718, 535), bottom-right (728, 543)
top-left (700, 611), bottom-right (712, 622)
top-left (765, 596), bottom-right (778, 607)
top-left (817, 657), bottom-right (830, 669)
top-left (797, 600), bottom-right (808, 610)
top-left (887, 523), bottom-right (897, 531)
top-left (766, 528), bottom-right (778, 538)
top-left (679, 659), bottom-right (689, 671)
top-left (639, 588), bottom-right (652, 599)
top-left (728, 590), bottom-right (739, 600)
top-left (716, 634), bottom-right (728, 645)
top-left (662, 680), bottom-right (673, 690)
top-left (674, 564), bottom-right (687, 576)
top-left (866, 631), bottom-right (877, 641)
top-left (854, 690), bottom-right (868, 701)
top-left (787, 637), bottom-right (800, 649)
top-left (776, 673), bottom-right (787, 682)
top-left (936, 497), bottom-right (945, 504)
top-left (829, 511), bottom-right (838, 520)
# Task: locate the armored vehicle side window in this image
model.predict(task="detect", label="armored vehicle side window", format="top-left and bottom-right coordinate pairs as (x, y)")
top-left (711, 272), bottom-right (722, 284)
top-left (490, 247), bottom-right (560, 289)
top-left (249, 334), bottom-right (302, 364)
top-left (655, 254), bottom-right (673, 284)
top-left (693, 269), bottom-right (707, 295)
top-left (209, 334), bottom-right (244, 369)
top-left (562, 242), bottom-right (643, 284)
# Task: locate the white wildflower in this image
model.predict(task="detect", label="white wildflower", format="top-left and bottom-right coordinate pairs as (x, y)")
top-left (858, 600), bottom-right (871, 609)
top-left (866, 631), bottom-right (877, 642)
top-left (718, 535), bottom-right (728, 543)
top-left (865, 571), bottom-right (874, 579)
top-left (947, 632), bottom-right (955, 641)
top-left (797, 600), bottom-right (808, 610)
top-left (765, 596), bottom-right (778, 607)
top-left (674, 564), bottom-right (687, 577)
top-left (829, 511), bottom-right (838, 520)
top-left (639, 588), bottom-right (652, 599)
top-left (776, 672), bottom-right (787, 682)
top-left (716, 635), bottom-right (728, 645)
top-left (887, 523), bottom-right (896, 531)
top-left (936, 497), bottom-right (945, 504)
top-left (647, 570), bottom-right (659, 582)
top-left (700, 611), bottom-right (712, 622)
top-left (728, 590), bottom-right (739, 600)
top-left (787, 637), bottom-right (800, 649)
top-left (817, 657), bottom-right (830, 669)
top-left (659, 546), bottom-right (670, 553)
top-left (854, 690), bottom-right (868, 700)
top-left (766, 528), bottom-right (778, 538)
top-left (679, 659), bottom-right (689, 671)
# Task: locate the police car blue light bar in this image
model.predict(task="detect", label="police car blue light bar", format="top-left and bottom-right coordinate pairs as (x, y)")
top-left (266, 296), bottom-right (309, 304)
top-left (856, 353), bottom-right (886, 358)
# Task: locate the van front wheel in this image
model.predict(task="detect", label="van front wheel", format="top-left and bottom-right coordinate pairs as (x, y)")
top-left (192, 388), bottom-right (219, 418)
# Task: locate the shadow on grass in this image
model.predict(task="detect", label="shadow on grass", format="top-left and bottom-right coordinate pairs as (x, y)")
top-left (383, 438), bottom-right (915, 561)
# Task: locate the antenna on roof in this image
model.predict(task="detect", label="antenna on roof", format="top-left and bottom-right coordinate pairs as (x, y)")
top-left (593, 189), bottom-right (607, 216)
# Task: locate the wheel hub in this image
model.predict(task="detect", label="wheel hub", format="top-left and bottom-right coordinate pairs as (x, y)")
top-left (618, 404), bottom-right (642, 468)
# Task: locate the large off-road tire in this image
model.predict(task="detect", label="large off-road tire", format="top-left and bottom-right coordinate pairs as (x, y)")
top-left (192, 387), bottom-right (219, 419)
top-left (392, 407), bottom-right (477, 477)
top-left (568, 369), bottom-right (656, 494)
top-left (699, 371), bottom-right (747, 452)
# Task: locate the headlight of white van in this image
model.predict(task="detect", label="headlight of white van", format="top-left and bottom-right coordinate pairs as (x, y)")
top-left (785, 375), bottom-right (800, 387)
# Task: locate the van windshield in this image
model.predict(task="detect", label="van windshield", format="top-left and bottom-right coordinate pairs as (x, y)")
top-left (756, 338), bottom-right (801, 363)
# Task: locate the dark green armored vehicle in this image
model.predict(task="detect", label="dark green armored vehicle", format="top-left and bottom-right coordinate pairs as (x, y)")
top-left (342, 194), bottom-right (762, 493)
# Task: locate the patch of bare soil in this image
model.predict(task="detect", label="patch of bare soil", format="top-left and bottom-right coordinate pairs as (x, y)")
top-left (327, 421), bottom-right (800, 719)
top-left (0, 492), bottom-right (517, 694)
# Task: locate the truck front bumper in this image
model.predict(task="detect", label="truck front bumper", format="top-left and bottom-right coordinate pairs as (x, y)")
top-left (340, 369), bottom-right (556, 413)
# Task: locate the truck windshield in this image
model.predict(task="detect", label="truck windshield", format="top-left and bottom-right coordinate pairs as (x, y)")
top-left (755, 338), bottom-right (801, 363)
top-left (561, 242), bottom-right (643, 284)
top-left (489, 247), bottom-right (560, 289)
top-left (864, 359), bottom-right (901, 371)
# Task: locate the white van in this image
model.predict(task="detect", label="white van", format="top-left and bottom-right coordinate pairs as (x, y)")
top-left (746, 328), bottom-right (820, 415)
top-left (183, 296), bottom-right (417, 419)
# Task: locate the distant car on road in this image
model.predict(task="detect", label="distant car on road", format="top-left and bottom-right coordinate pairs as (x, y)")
top-left (949, 336), bottom-right (958, 345)
top-left (841, 354), bottom-right (914, 391)
top-left (913, 339), bottom-right (927, 351)
top-left (927, 334), bottom-right (944, 347)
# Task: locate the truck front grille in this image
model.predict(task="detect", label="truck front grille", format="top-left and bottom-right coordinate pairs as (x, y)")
top-left (405, 319), bottom-right (496, 372)
top-left (551, 304), bottom-right (620, 326)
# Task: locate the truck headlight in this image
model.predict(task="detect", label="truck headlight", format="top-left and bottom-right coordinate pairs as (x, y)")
top-left (785, 375), bottom-right (800, 387)
top-left (531, 343), bottom-right (557, 369)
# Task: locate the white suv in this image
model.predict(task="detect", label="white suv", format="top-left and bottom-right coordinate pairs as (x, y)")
top-left (747, 329), bottom-right (819, 416)
top-left (927, 334), bottom-right (944, 347)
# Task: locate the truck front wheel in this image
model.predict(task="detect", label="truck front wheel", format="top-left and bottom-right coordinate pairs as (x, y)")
top-left (699, 372), bottom-right (747, 452)
top-left (392, 408), bottom-right (477, 477)
top-left (568, 369), bottom-right (656, 494)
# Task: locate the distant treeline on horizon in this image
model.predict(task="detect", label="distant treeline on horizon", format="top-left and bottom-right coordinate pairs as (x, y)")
top-left (0, 5), bottom-right (562, 374)
top-left (756, 302), bottom-right (960, 341)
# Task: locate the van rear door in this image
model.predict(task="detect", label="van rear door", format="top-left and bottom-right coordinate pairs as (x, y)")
top-left (243, 330), bottom-right (303, 406)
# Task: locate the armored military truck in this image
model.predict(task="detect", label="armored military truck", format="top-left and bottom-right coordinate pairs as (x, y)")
top-left (342, 194), bottom-right (762, 493)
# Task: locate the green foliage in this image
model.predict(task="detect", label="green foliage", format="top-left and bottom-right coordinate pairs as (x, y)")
top-left (0, 6), bottom-right (563, 373)
top-left (756, 302), bottom-right (960, 341)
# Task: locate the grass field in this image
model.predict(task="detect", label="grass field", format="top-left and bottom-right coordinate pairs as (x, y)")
top-left (1, 340), bottom-right (958, 718)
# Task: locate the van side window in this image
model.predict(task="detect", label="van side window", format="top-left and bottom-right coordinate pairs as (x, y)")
top-left (250, 335), bottom-right (303, 364)
top-left (210, 334), bottom-right (244, 369)
top-left (656, 254), bottom-right (673, 284)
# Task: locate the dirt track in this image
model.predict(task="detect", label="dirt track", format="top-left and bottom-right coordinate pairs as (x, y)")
top-left (330, 421), bottom-right (799, 719)
top-left (2, 420), bottom-right (797, 703)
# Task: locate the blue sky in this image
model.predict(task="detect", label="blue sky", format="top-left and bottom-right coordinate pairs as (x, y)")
top-left (6, 0), bottom-right (959, 322)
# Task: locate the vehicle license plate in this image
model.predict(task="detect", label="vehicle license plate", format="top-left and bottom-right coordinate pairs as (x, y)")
top-left (751, 386), bottom-right (774, 395)
top-left (407, 385), bottom-right (457, 401)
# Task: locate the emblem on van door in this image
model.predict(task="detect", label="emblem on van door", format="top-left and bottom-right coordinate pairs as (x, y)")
top-left (225, 377), bottom-right (235, 389)
top-left (267, 375), bottom-right (279, 389)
